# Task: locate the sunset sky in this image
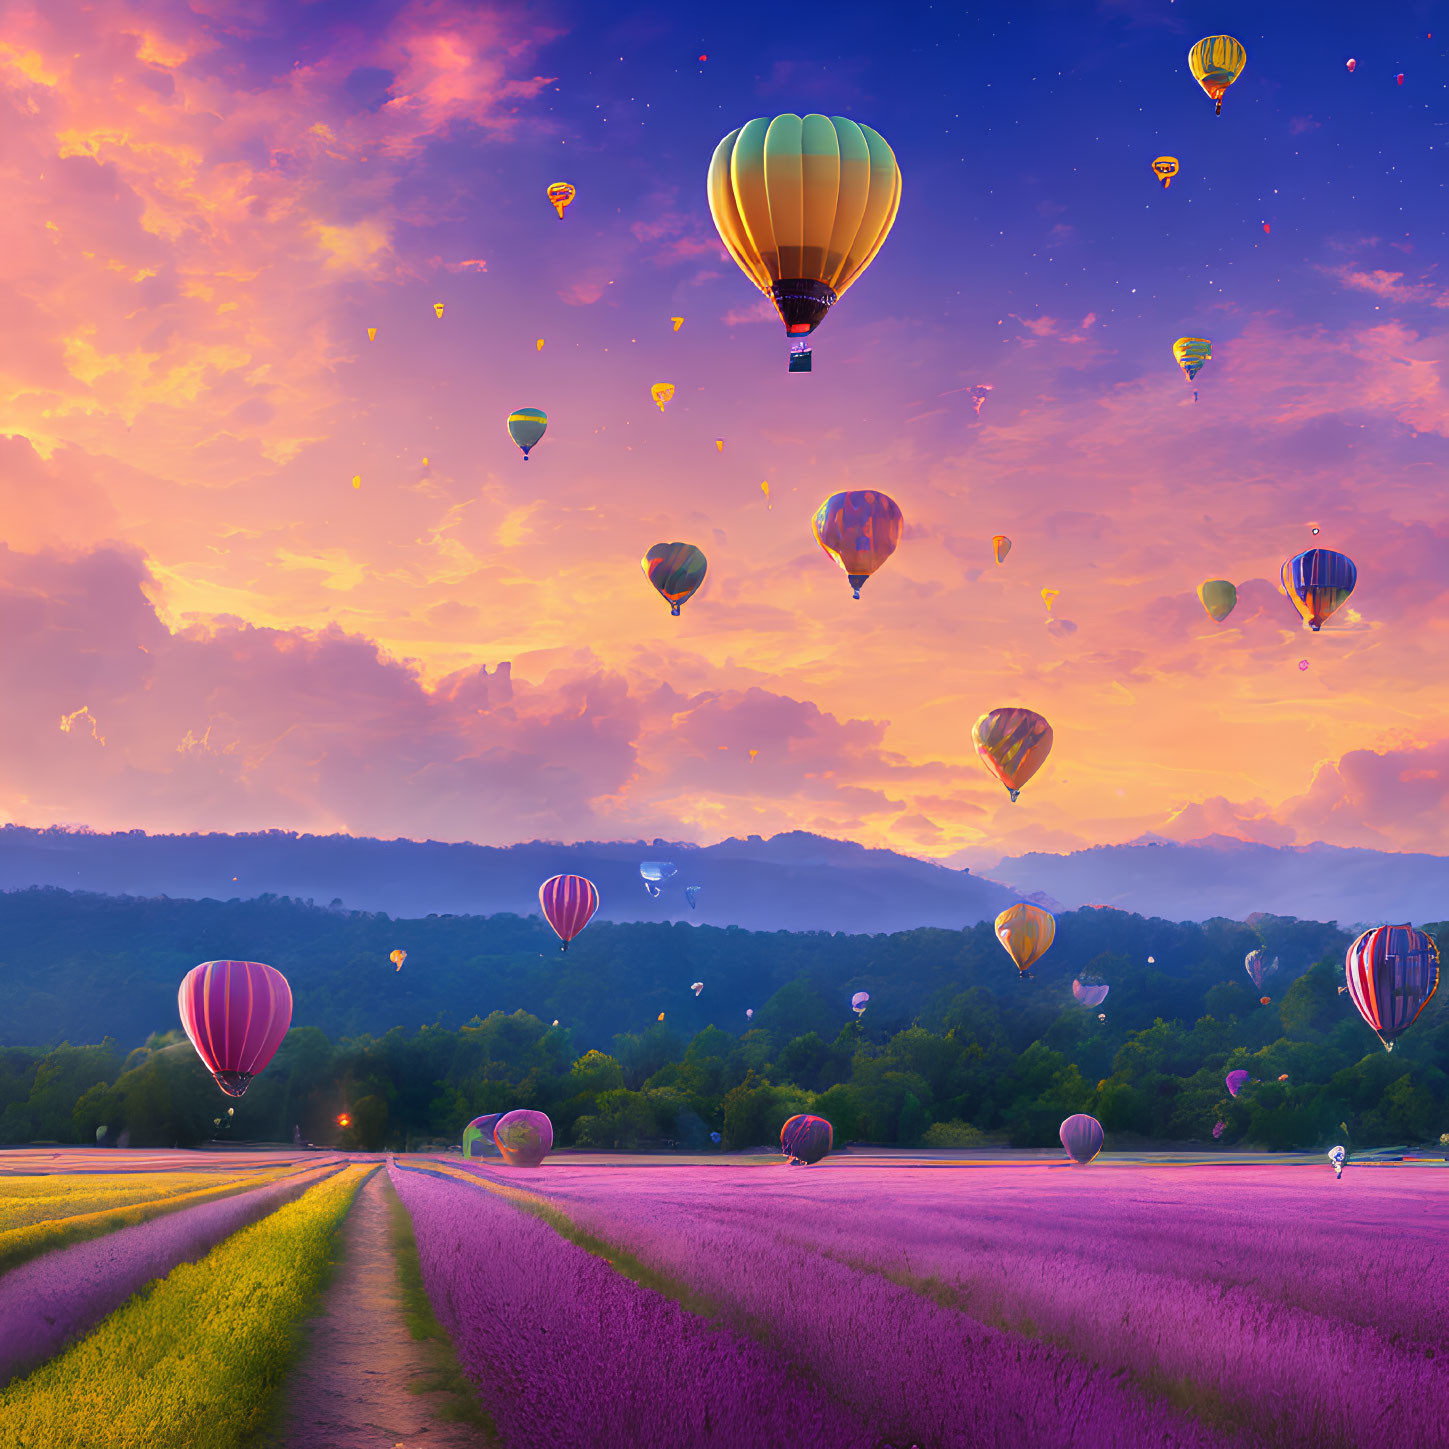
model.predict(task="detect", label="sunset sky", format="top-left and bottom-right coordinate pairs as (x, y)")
top-left (0, 0), bottom-right (1445, 868)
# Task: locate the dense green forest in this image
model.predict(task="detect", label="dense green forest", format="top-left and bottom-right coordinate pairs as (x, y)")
top-left (0, 889), bottom-right (1443, 1152)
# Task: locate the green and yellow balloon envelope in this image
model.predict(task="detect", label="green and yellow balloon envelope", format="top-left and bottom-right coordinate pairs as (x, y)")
top-left (1197, 580), bottom-right (1237, 622)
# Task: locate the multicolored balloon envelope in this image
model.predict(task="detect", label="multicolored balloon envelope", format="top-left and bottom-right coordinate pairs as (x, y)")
top-left (1172, 337), bottom-right (1213, 399)
top-left (1344, 924), bottom-right (1440, 1051)
top-left (178, 959), bottom-right (293, 1098)
top-left (1059, 1114), bottom-right (1104, 1164)
top-left (781, 1113), bottom-right (833, 1165)
top-left (1244, 948), bottom-right (1278, 989)
top-left (995, 903), bottom-right (1056, 976)
top-left (1188, 35), bottom-right (1247, 114)
top-left (993, 534), bottom-right (1012, 564)
top-left (1225, 1069), bottom-right (1251, 1097)
top-left (493, 1109), bottom-right (554, 1167)
top-left (1151, 155), bottom-right (1180, 187)
top-left (1280, 549), bottom-right (1356, 631)
top-left (538, 875), bottom-right (600, 951)
top-left (508, 407), bottom-right (548, 460)
top-left (642, 542), bottom-right (707, 615)
top-left (972, 707), bottom-right (1053, 802)
top-left (812, 490), bottom-right (903, 598)
top-left (1329, 1145), bottom-right (1346, 1177)
top-left (1072, 979), bottom-right (1109, 1008)
top-left (547, 181), bottom-right (576, 219)
top-left (640, 861), bottom-right (678, 896)
top-left (707, 114), bottom-right (901, 342)
top-left (463, 1113), bottom-right (505, 1158)
top-left (1197, 580), bottom-right (1237, 622)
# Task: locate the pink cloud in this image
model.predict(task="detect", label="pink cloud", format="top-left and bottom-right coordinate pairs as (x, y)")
top-left (1324, 265), bottom-right (1449, 310)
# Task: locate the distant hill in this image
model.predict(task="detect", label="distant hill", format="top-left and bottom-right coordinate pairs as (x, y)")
top-left (984, 836), bottom-right (1449, 929)
top-left (0, 826), bottom-right (1032, 935)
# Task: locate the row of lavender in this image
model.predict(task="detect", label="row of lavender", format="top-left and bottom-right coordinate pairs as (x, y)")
top-left (520, 1162), bottom-right (1449, 1449)
top-left (397, 1158), bottom-right (1250, 1449)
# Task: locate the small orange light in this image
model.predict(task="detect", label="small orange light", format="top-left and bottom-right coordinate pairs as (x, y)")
top-left (337, 1113), bottom-right (352, 1128)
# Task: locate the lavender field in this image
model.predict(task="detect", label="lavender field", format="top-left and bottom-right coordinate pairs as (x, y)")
top-left (410, 1155), bottom-right (1449, 1449)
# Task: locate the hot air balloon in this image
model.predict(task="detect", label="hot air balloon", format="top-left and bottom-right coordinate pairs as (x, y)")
top-left (1344, 925), bottom-right (1440, 1051)
top-left (1244, 949), bottom-right (1278, 989)
top-left (539, 875), bottom-right (599, 951)
top-left (851, 991), bottom-right (870, 1017)
top-left (715, 439), bottom-right (725, 452)
top-left (1198, 580), bottom-right (1237, 622)
top-left (1280, 549), bottom-right (1356, 631)
top-left (657, 1012), bottom-right (666, 1022)
top-left (1212, 1120), bottom-right (1226, 1139)
top-left (367, 327), bottom-right (377, 341)
top-left (1041, 587), bottom-right (1059, 615)
top-left (651, 382), bottom-right (675, 411)
top-left (178, 960), bottom-right (293, 1098)
top-left (547, 182), bottom-right (576, 219)
top-left (536, 338), bottom-right (545, 351)
top-left (993, 535), bottom-right (1012, 564)
top-left (1226, 1069), bottom-right (1251, 1097)
top-left (463, 1113), bottom-right (504, 1159)
top-left (972, 707), bottom-right (1053, 802)
top-left (685, 885), bottom-right (702, 910)
top-left (1188, 35), bottom-right (1247, 114)
top-left (390, 949), bottom-right (407, 972)
top-left (1346, 58), bottom-right (1356, 73)
top-left (812, 490), bottom-right (903, 599)
top-left (691, 981), bottom-right (704, 996)
top-left (1096, 1013), bottom-right (1107, 1023)
top-left (1396, 73), bottom-right (1404, 85)
top-left (1059, 1114), bottom-right (1104, 1164)
top-left (1072, 979), bottom-right (1110, 1008)
top-left (433, 302), bottom-right (445, 319)
top-left (508, 407), bottom-right (548, 460)
top-left (710, 1130), bottom-right (721, 1144)
top-left (707, 114), bottom-right (901, 364)
top-left (640, 862), bottom-right (678, 898)
top-left (1151, 156), bottom-right (1180, 188)
top-left (761, 479), bottom-right (770, 506)
top-left (1329, 1145), bottom-right (1346, 1178)
top-left (995, 903), bottom-right (1056, 977)
top-left (1172, 337), bottom-right (1213, 401)
top-left (781, 1114), bottom-right (833, 1165)
top-left (670, 317), bottom-right (684, 331)
top-left (745, 1008), bottom-right (754, 1020)
top-left (1277, 1074), bottom-right (1290, 1082)
top-left (494, 1109), bottom-right (553, 1167)
top-left (642, 542), bottom-right (707, 615)
top-left (1259, 996), bottom-right (1272, 1006)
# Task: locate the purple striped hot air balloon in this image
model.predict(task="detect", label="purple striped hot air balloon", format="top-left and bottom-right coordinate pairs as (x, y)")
top-left (494, 1109), bottom-right (553, 1167)
top-left (539, 875), bottom-right (600, 951)
top-left (177, 960), bottom-right (292, 1098)
top-left (1344, 924), bottom-right (1440, 1052)
top-left (781, 1114), bottom-right (833, 1165)
top-left (1059, 1114), bottom-right (1104, 1164)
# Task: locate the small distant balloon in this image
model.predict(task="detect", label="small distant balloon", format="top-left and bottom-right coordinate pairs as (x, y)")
top-left (715, 439), bottom-right (725, 452)
top-left (1212, 1121), bottom-right (1225, 1139)
top-left (685, 885), bottom-right (702, 909)
top-left (1072, 979), bottom-right (1109, 1008)
top-left (1329, 1145), bottom-right (1346, 1178)
top-left (993, 535), bottom-right (1012, 564)
top-left (745, 1008), bottom-right (754, 1020)
top-left (1096, 1013), bottom-right (1106, 1023)
top-left (352, 476), bottom-right (361, 489)
top-left (1197, 581), bottom-right (1237, 622)
top-left (761, 480), bottom-right (770, 506)
top-left (390, 949), bottom-right (407, 971)
top-left (1311, 526), bottom-right (1320, 534)
top-left (433, 302), bottom-right (444, 319)
top-left (1226, 1070), bottom-right (1251, 1097)
top-left (710, 1130), bottom-right (721, 1143)
top-left (1260, 996), bottom-right (1271, 1006)
top-left (851, 990), bottom-right (870, 1017)
top-left (1262, 222), bottom-right (1270, 234)
top-left (1059, 1114), bottom-right (1104, 1164)
top-left (1151, 156), bottom-right (1179, 188)
top-left (781, 1113), bottom-right (833, 1165)
top-left (748, 749), bottom-right (759, 763)
top-left (367, 327), bottom-right (376, 341)
top-left (1041, 587), bottom-right (1059, 614)
top-left (969, 383), bottom-right (993, 416)
top-left (508, 407), bottom-right (548, 460)
top-left (1277, 1074), bottom-right (1289, 1082)
top-left (973, 707), bottom-right (1053, 802)
top-left (547, 181), bottom-right (576, 219)
top-left (536, 338), bottom-right (545, 351)
top-left (1346, 58), bottom-right (1356, 73)
top-left (651, 382), bottom-right (675, 411)
top-left (1298, 660), bottom-right (1309, 671)
top-left (670, 317), bottom-right (684, 331)
top-left (1147, 956), bottom-right (1156, 965)
top-left (1397, 73), bottom-right (1404, 85)
top-left (691, 981), bottom-right (704, 996)
top-left (657, 1012), bottom-right (666, 1021)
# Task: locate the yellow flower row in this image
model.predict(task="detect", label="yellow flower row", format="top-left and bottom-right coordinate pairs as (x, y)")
top-left (0, 1164), bottom-right (372, 1449)
top-left (0, 1172), bottom-right (255, 1231)
top-left (0, 1166), bottom-right (299, 1278)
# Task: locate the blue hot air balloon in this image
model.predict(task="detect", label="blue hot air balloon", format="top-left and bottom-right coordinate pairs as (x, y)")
top-left (1280, 548), bottom-right (1356, 632)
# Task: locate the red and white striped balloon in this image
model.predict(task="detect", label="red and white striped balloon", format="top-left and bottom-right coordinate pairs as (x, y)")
top-left (538, 875), bottom-right (600, 951)
top-left (1344, 925), bottom-right (1440, 1052)
top-left (178, 959), bottom-right (293, 1097)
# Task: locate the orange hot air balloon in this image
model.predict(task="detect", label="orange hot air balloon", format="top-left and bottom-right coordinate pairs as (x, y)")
top-left (651, 382), bottom-right (675, 411)
top-left (367, 327), bottom-right (377, 341)
top-left (547, 181), bottom-right (576, 219)
top-left (812, 490), bottom-right (903, 599)
top-left (433, 302), bottom-right (444, 319)
top-left (972, 707), bottom-right (1053, 802)
top-left (657, 1012), bottom-right (666, 1021)
top-left (993, 535), bottom-right (1012, 564)
top-left (715, 439), bottom-right (725, 452)
top-left (670, 317), bottom-right (685, 331)
top-left (537, 338), bottom-right (545, 351)
top-left (995, 902), bottom-right (1056, 977)
top-left (1260, 996), bottom-right (1272, 1006)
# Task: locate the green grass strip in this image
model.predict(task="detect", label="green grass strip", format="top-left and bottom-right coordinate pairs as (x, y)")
top-left (0, 1164), bottom-right (372, 1449)
top-left (381, 1172), bottom-right (499, 1442)
top-left (0, 1165), bottom-right (309, 1281)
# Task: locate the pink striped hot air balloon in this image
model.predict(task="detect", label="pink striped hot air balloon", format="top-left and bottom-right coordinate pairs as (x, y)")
top-left (539, 874), bottom-right (600, 951)
top-left (177, 960), bottom-right (293, 1098)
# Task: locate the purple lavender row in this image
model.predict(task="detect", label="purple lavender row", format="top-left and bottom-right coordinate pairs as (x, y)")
top-left (387, 1162), bottom-right (878, 1449)
top-left (477, 1163), bottom-right (1239, 1449)
top-left (530, 1164), bottom-right (1447, 1449)
top-left (0, 1161), bottom-right (344, 1388)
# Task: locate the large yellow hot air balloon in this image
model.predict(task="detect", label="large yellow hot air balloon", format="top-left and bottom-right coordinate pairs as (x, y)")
top-left (995, 903), bottom-right (1056, 977)
top-left (973, 707), bottom-right (1053, 802)
top-left (1188, 36), bottom-right (1246, 115)
top-left (707, 114), bottom-right (901, 355)
top-left (1197, 580), bottom-right (1237, 622)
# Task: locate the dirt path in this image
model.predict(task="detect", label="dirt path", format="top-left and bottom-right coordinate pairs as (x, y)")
top-left (280, 1169), bottom-right (490, 1449)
